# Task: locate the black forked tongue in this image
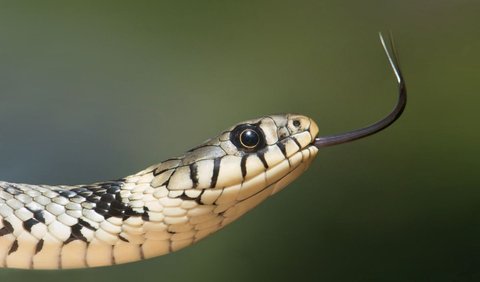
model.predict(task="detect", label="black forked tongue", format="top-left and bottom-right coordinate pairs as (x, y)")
top-left (314, 33), bottom-right (407, 148)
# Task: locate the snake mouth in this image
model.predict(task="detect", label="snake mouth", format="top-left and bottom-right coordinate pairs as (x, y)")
top-left (312, 133), bottom-right (320, 147)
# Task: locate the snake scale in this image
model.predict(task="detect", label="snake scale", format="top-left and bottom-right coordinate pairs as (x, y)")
top-left (0, 34), bottom-right (406, 269)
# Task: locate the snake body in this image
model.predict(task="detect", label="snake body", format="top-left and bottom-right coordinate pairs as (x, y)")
top-left (0, 114), bottom-right (319, 269)
top-left (0, 34), bottom-right (407, 270)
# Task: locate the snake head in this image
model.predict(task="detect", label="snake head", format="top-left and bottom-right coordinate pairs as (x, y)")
top-left (182, 114), bottom-right (320, 192)
top-left (150, 114), bottom-right (318, 195)
top-left (146, 113), bottom-right (319, 205)
top-left (127, 114), bottom-right (319, 253)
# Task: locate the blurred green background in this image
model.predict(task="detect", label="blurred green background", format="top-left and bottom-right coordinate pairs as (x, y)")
top-left (0, 0), bottom-right (478, 281)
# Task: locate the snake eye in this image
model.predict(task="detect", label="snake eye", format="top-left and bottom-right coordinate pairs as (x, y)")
top-left (239, 129), bottom-right (259, 148)
top-left (230, 124), bottom-right (266, 151)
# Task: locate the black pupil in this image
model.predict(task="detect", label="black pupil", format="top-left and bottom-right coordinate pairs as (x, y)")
top-left (240, 129), bottom-right (259, 148)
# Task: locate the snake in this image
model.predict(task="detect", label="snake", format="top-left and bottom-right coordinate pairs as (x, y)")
top-left (0, 34), bottom-right (406, 269)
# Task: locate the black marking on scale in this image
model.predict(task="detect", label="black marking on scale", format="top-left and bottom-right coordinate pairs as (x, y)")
top-left (276, 141), bottom-right (288, 158)
top-left (35, 239), bottom-right (44, 254)
top-left (66, 223), bottom-right (88, 244)
top-left (240, 155), bottom-right (248, 178)
top-left (257, 150), bottom-right (269, 169)
top-left (210, 157), bottom-right (222, 188)
top-left (190, 163), bottom-right (199, 188)
top-left (122, 206), bottom-right (146, 221)
top-left (0, 219), bottom-right (14, 236)
top-left (57, 190), bottom-right (77, 198)
top-left (141, 207), bottom-right (150, 221)
top-left (118, 235), bottom-right (129, 243)
top-left (291, 137), bottom-right (302, 149)
top-left (178, 192), bottom-right (197, 201)
top-left (23, 218), bottom-right (39, 232)
top-left (8, 240), bottom-right (18, 255)
top-left (195, 190), bottom-right (205, 205)
top-left (33, 210), bottom-right (46, 224)
top-left (78, 218), bottom-right (96, 231)
top-left (84, 242), bottom-right (90, 268)
top-left (111, 245), bottom-right (116, 266)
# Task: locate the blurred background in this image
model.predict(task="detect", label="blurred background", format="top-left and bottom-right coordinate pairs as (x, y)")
top-left (0, 0), bottom-right (478, 281)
